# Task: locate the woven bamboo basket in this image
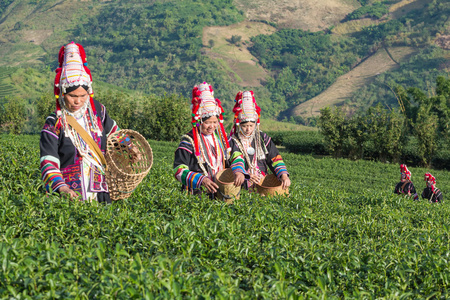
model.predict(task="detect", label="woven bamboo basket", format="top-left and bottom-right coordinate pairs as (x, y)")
top-left (105, 129), bottom-right (153, 200)
top-left (256, 174), bottom-right (289, 196)
top-left (215, 168), bottom-right (240, 204)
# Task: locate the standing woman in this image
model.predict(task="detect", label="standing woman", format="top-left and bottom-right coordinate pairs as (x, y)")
top-left (40, 42), bottom-right (119, 203)
top-left (173, 82), bottom-right (248, 198)
top-left (229, 91), bottom-right (290, 190)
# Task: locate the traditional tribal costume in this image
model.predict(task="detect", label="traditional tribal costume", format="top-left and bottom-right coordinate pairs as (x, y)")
top-left (40, 42), bottom-right (119, 203)
top-left (394, 164), bottom-right (419, 201)
top-left (173, 82), bottom-right (247, 197)
top-left (422, 173), bottom-right (443, 203)
top-left (229, 91), bottom-right (289, 189)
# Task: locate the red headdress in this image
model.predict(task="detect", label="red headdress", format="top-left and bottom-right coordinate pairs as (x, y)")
top-left (400, 164), bottom-right (411, 180)
top-left (54, 42), bottom-right (94, 117)
top-left (230, 90), bottom-right (261, 137)
top-left (424, 172), bottom-right (436, 191)
top-left (191, 82), bottom-right (230, 158)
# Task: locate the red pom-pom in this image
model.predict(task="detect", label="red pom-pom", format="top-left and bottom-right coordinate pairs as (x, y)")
top-left (76, 43), bottom-right (87, 63)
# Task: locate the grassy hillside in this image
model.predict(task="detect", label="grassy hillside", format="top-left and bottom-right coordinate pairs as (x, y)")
top-left (234, 0), bottom-right (358, 31)
top-left (292, 46), bottom-right (417, 118)
top-left (0, 0), bottom-right (448, 129)
top-left (249, 0), bottom-right (450, 121)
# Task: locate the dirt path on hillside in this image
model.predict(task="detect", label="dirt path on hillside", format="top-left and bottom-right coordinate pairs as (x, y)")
top-left (234, 0), bottom-right (357, 31)
top-left (292, 47), bottom-right (416, 118)
top-left (203, 21), bottom-right (276, 87)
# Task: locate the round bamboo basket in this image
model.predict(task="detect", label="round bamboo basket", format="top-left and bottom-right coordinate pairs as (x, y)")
top-left (105, 129), bottom-right (153, 200)
top-left (215, 168), bottom-right (240, 204)
top-left (256, 174), bottom-right (289, 196)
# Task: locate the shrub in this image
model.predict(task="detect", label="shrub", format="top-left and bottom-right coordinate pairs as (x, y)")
top-left (138, 94), bottom-right (191, 141)
top-left (283, 131), bottom-right (327, 155)
top-left (265, 130), bottom-right (327, 155)
top-left (400, 136), bottom-right (422, 167)
top-left (432, 139), bottom-right (450, 170)
top-left (35, 92), bottom-right (55, 128)
top-left (0, 96), bottom-right (27, 134)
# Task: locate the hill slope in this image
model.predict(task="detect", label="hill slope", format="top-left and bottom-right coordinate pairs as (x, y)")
top-left (0, 0), bottom-right (448, 128)
top-left (292, 46), bottom-right (417, 118)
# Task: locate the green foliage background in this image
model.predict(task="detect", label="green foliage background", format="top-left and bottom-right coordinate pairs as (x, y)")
top-left (0, 0), bottom-right (449, 126)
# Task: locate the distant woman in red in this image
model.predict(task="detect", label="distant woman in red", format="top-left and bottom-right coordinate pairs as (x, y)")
top-left (422, 173), bottom-right (443, 203)
top-left (394, 164), bottom-right (418, 201)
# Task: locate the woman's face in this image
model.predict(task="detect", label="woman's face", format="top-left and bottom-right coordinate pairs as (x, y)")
top-left (200, 116), bottom-right (218, 135)
top-left (64, 86), bottom-right (89, 112)
top-left (240, 122), bottom-right (256, 136)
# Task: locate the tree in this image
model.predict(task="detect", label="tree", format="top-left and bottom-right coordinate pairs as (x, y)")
top-left (318, 107), bottom-right (347, 157)
top-left (36, 92), bottom-right (55, 128)
top-left (229, 35), bottom-right (241, 45)
top-left (413, 105), bottom-right (438, 167)
top-left (0, 97), bottom-right (27, 134)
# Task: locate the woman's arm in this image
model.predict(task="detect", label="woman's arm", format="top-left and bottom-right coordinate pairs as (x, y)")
top-left (173, 138), bottom-right (206, 191)
top-left (263, 133), bottom-right (289, 179)
top-left (39, 115), bottom-right (69, 193)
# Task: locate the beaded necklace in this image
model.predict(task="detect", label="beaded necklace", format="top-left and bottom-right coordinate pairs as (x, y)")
top-left (60, 99), bottom-right (104, 173)
top-left (199, 133), bottom-right (223, 176)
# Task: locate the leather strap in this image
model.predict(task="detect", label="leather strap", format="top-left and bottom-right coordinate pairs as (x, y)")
top-left (66, 115), bottom-right (108, 171)
top-left (401, 181), bottom-right (409, 192)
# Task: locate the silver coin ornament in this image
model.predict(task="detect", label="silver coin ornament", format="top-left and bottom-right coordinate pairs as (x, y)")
top-left (247, 147), bottom-right (255, 155)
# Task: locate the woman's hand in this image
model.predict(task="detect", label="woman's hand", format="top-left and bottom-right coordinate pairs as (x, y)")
top-left (280, 174), bottom-right (291, 190)
top-left (129, 145), bottom-right (142, 163)
top-left (58, 186), bottom-right (79, 199)
top-left (202, 177), bottom-right (219, 194)
top-left (234, 172), bottom-right (245, 187)
top-left (249, 173), bottom-right (262, 185)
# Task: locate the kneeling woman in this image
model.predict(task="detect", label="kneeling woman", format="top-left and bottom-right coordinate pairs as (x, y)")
top-left (394, 164), bottom-right (419, 201)
top-left (229, 91), bottom-right (290, 190)
top-left (422, 173), bottom-right (443, 203)
top-left (173, 82), bottom-right (248, 198)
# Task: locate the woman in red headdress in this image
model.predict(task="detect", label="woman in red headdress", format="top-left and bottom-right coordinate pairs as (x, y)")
top-left (394, 164), bottom-right (418, 200)
top-left (173, 82), bottom-right (248, 198)
top-left (39, 42), bottom-right (120, 203)
top-left (229, 91), bottom-right (290, 190)
top-left (422, 173), bottom-right (443, 203)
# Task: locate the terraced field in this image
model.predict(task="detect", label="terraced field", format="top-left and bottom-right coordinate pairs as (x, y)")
top-left (0, 67), bottom-right (19, 98)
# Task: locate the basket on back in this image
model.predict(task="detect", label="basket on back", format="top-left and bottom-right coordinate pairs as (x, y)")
top-left (215, 168), bottom-right (240, 204)
top-left (256, 174), bottom-right (289, 196)
top-left (105, 129), bottom-right (153, 200)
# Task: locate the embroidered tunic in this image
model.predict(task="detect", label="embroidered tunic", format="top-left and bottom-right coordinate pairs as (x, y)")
top-left (40, 99), bottom-right (118, 202)
top-left (394, 181), bottom-right (419, 201)
top-left (229, 131), bottom-right (289, 179)
top-left (173, 130), bottom-right (247, 194)
top-left (421, 187), bottom-right (443, 203)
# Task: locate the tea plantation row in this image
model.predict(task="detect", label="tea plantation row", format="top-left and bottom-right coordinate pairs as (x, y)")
top-left (1, 134), bottom-right (449, 298)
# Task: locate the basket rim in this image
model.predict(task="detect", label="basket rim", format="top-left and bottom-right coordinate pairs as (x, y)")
top-left (106, 129), bottom-right (153, 177)
top-left (215, 168), bottom-right (235, 185)
top-left (255, 174), bottom-right (283, 189)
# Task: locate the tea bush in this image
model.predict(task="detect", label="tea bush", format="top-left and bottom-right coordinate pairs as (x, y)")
top-left (1, 134), bottom-right (450, 298)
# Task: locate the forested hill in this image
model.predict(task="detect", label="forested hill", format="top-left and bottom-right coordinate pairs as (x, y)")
top-left (0, 0), bottom-right (448, 125)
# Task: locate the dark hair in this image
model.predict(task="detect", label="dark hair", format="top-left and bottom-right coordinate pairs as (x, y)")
top-left (65, 84), bottom-right (89, 94)
top-left (240, 121), bottom-right (256, 125)
top-left (201, 115), bottom-right (219, 123)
